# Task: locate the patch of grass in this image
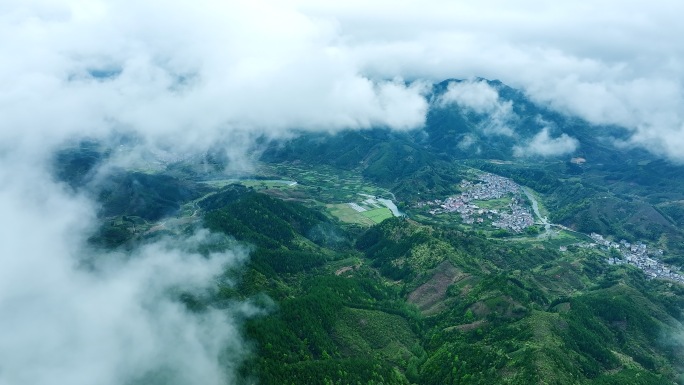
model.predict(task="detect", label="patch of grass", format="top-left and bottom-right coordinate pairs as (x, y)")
top-left (328, 204), bottom-right (376, 226)
top-left (542, 229), bottom-right (593, 247)
top-left (362, 208), bottom-right (394, 223)
top-left (199, 179), bottom-right (241, 188)
top-left (241, 180), bottom-right (297, 189)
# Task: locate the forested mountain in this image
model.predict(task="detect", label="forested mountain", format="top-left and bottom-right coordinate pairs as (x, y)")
top-left (262, 79), bottom-right (684, 266)
top-left (52, 79), bottom-right (684, 384)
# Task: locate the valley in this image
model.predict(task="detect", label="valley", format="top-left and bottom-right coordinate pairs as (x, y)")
top-left (9, 4), bottom-right (684, 385)
top-left (53, 78), bottom-right (684, 385)
top-left (80, 156), bottom-right (684, 384)
top-left (411, 170), bottom-right (684, 285)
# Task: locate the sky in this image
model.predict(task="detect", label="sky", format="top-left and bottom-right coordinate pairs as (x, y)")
top-left (1, 1), bottom-right (684, 384)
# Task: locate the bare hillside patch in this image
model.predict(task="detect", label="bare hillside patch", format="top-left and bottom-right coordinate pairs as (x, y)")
top-left (408, 261), bottom-right (465, 314)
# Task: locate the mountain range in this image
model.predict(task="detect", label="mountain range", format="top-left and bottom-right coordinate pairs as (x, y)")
top-left (53, 78), bottom-right (684, 384)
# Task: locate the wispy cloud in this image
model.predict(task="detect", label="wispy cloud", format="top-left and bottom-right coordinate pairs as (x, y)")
top-left (307, 1), bottom-right (684, 162)
top-left (2, 2), bottom-right (684, 383)
top-left (0, 2), bottom-right (433, 382)
top-left (513, 127), bottom-right (579, 157)
top-left (0, 0), bottom-right (430, 157)
top-left (437, 80), bottom-right (516, 136)
top-left (0, 158), bottom-right (256, 384)
top-left (4, 1), bottom-right (684, 160)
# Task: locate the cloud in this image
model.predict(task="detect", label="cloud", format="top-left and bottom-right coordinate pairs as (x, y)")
top-left (513, 127), bottom-right (579, 157)
top-left (3, 1), bottom-right (684, 383)
top-left (4, 1), bottom-right (684, 160)
top-left (528, 78), bottom-right (684, 161)
top-left (301, 0), bottom-right (684, 162)
top-left (0, 2), bottom-right (430, 383)
top-left (0, 3), bottom-right (421, 382)
top-left (0, 159), bottom-right (255, 385)
top-left (457, 134), bottom-right (478, 152)
top-left (438, 80), bottom-right (516, 135)
top-left (0, 0), bottom-right (430, 159)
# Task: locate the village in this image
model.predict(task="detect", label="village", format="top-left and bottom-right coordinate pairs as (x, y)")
top-left (586, 233), bottom-right (684, 283)
top-left (415, 172), bottom-right (684, 284)
top-left (417, 172), bottom-right (535, 233)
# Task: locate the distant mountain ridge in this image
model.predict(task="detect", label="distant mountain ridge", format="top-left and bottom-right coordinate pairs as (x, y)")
top-left (261, 78), bottom-right (684, 265)
top-left (263, 77), bottom-right (651, 169)
top-left (51, 78), bottom-right (684, 264)
top-left (45, 78), bottom-right (684, 384)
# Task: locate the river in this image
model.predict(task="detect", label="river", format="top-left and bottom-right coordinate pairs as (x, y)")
top-left (522, 187), bottom-right (550, 235)
top-left (377, 198), bottom-right (404, 217)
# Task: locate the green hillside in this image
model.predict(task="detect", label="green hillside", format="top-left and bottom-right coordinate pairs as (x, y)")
top-left (55, 78), bottom-right (684, 384)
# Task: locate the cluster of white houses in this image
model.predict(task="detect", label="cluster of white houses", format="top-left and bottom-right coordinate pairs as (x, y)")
top-left (415, 172), bottom-right (684, 285)
top-left (589, 233), bottom-right (684, 283)
top-left (419, 173), bottom-right (534, 233)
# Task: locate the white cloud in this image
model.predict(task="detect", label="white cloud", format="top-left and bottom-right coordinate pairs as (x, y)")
top-left (438, 80), bottom-right (515, 135)
top-left (0, 159), bottom-right (256, 385)
top-left (513, 127), bottom-right (579, 157)
top-left (0, 0), bottom-right (430, 158)
top-left (457, 134), bottom-right (477, 151)
top-left (301, 0), bottom-right (684, 162)
top-left (438, 80), bottom-right (501, 113)
top-left (0, 2), bottom-right (431, 383)
top-left (3, 1), bottom-right (684, 383)
top-left (4, 1), bottom-right (684, 159)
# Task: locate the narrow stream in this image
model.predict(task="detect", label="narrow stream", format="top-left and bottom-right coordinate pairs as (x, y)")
top-left (522, 187), bottom-right (550, 234)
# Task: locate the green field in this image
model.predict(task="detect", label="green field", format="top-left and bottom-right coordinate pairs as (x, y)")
top-left (361, 207), bottom-right (394, 223)
top-left (258, 163), bottom-right (396, 203)
top-left (327, 204), bottom-right (377, 226)
top-left (326, 204), bottom-right (394, 225)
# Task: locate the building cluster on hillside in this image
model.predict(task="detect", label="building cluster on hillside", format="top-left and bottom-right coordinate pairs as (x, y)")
top-left (417, 173), bottom-right (534, 233)
top-left (414, 171), bottom-right (684, 285)
top-left (459, 173), bottom-right (522, 200)
top-left (588, 233), bottom-right (684, 283)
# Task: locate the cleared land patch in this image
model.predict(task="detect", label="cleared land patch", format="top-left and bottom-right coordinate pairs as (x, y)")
top-left (333, 307), bottom-right (423, 364)
top-left (408, 261), bottom-right (464, 314)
